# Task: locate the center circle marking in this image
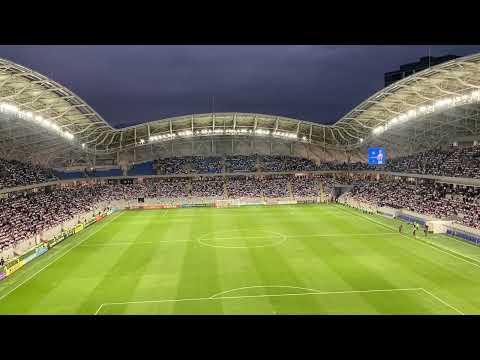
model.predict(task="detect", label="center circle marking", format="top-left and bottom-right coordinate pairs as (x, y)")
top-left (197, 229), bottom-right (287, 249)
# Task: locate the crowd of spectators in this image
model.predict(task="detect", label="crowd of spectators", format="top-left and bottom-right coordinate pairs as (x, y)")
top-left (260, 155), bottom-right (317, 172)
top-left (226, 176), bottom-right (263, 198)
top-left (0, 158), bottom-right (58, 189)
top-left (1, 174), bottom-right (346, 251)
top-left (290, 176), bottom-right (319, 197)
top-left (3, 171), bottom-right (480, 252)
top-left (5, 146), bottom-right (480, 194)
top-left (225, 155), bottom-right (257, 172)
top-left (191, 178), bottom-right (225, 197)
top-left (154, 157), bottom-right (189, 175)
top-left (259, 176), bottom-right (290, 198)
top-left (383, 145), bottom-right (480, 178)
top-left (384, 149), bottom-right (452, 176)
top-left (153, 155), bottom-right (371, 175)
top-left (348, 179), bottom-right (480, 229)
top-left (190, 156), bottom-right (224, 174)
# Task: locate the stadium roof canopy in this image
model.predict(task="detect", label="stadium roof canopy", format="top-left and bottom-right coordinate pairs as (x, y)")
top-left (1, 53), bottom-right (480, 165)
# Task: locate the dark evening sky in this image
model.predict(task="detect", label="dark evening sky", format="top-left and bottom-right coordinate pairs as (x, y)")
top-left (1, 45), bottom-right (480, 128)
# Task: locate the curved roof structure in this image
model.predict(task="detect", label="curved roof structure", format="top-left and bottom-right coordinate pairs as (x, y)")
top-left (2, 53), bottom-right (480, 165)
top-left (337, 53), bottom-right (480, 151)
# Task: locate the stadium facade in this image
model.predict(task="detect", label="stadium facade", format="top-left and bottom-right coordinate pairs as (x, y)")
top-left (2, 53), bottom-right (480, 170)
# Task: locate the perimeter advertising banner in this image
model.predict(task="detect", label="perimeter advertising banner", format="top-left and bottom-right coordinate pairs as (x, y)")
top-left (74, 223), bottom-right (84, 234)
top-left (5, 260), bottom-right (26, 276)
top-left (181, 203), bottom-right (213, 208)
top-left (21, 244), bottom-right (49, 264)
top-left (277, 200), bottom-right (298, 205)
top-left (48, 232), bottom-right (66, 248)
top-left (0, 210), bottom-right (114, 282)
top-left (297, 199), bottom-right (318, 204)
top-left (142, 204), bottom-right (179, 210)
top-left (85, 217), bottom-right (96, 227)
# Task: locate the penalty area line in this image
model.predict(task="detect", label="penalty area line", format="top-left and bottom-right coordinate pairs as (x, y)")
top-left (336, 205), bottom-right (480, 271)
top-left (94, 287), bottom-right (422, 315)
top-left (420, 288), bottom-right (464, 315)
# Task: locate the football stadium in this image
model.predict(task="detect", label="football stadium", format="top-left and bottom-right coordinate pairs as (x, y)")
top-left (2, 51), bottom-right (480, 315)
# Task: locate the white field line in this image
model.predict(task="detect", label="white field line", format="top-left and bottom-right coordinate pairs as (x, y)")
top-left (211, 235), bottom-right (283, 240)
top-left (420, 288), bottom-right (464, 315)
top-left (336, 205), bottom-right (480, 270)
top-left (0, 211), bottom-right (125, 303)
top-left (79, 233), bottom-right (400, 248)
top-left (287, 232), bottom-right (398, 238)
top-left (209, 285), bottom-right (330, 299)
top-left (78, 239), bottom-right (192, 247)
top-left (150, 211), bottom-right (346, 218)
top-left (95, 287), bottom-right (422, 315)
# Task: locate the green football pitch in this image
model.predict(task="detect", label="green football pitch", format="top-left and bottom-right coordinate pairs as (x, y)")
top-left (1, 204), bottom-right (480, 315)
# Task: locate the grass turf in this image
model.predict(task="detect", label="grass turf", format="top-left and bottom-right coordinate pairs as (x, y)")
top-left (1, 204), bottom-right (480, 315)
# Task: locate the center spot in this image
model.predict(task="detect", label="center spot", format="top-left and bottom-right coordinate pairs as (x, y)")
top-left (197, 229), bottom-right (286, 249)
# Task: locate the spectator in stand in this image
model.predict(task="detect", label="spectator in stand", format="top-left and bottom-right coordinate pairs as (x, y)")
top-left (0, 158), bottom-right (58, 189)
top-left (347, 178), bottom-right (480, 230)
top-left (225, 155), bottom-right (257, 172)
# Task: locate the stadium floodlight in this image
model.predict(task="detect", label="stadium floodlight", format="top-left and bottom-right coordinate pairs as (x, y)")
top-left (0, 103), bottom-right (18, 113)
top-left (372, 126), bottom-right (384, 135)
top-left (1, 102), bottom-right (76, 142)
top-left (146, 127), bottom-right (308, 144)
top-left (372, 88), bottom-right (480, 137)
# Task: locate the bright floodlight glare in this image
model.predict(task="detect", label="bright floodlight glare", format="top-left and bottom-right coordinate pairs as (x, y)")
top-left (372, 88), bottom-right (480, 137)
top-left (1, 102), bottom-right (76, 142)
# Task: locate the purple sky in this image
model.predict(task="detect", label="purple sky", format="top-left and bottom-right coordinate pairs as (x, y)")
top-left (1, 45), bottom-right (479, 127)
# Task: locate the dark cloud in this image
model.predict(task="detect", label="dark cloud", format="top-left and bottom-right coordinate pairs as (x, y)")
top-left (1, 45), bottom-right (479, 127)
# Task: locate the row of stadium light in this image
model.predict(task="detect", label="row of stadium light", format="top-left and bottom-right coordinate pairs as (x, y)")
top-left (372, 89), bottom-right (480, 136)
top-left (0, 102), bottom-right (74, 140)
top-left (148, 128), bottom-right (308, 143)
